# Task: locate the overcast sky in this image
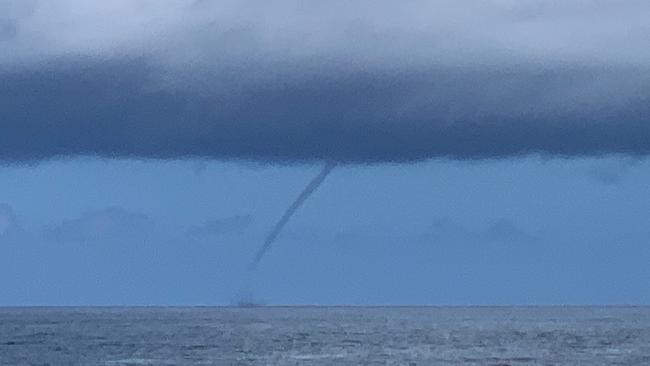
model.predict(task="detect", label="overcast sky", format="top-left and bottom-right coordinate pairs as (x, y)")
top-left (1, 0), bottom-right (650, 305)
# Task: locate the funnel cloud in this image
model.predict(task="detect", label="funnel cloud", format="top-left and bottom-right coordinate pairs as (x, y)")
top-left (251, 162), bottom-right (335, 268)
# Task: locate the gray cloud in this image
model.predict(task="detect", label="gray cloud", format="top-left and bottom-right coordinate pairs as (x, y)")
top-left (2, 1), bottom-right (650, 164)
top-left (44, 207), bottom-right (151, 243)
top-left (186, 215), bottom-right (253, 239)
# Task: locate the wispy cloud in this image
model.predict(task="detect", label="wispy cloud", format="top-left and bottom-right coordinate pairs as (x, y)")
top-left (584, 158), bottom-right (641, 186)
top-left (44, 206), bottom-right (151, 243)
top-left (185, 215), bottom-right (253, 239)
top-left (425, 217), bottom-right (538, 244)
top-left (484, 218), bottom-right (538, 243)
top-left (0, 203), bottom-right (20, 237)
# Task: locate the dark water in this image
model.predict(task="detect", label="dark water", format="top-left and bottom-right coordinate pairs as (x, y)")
top-left (1, 307), bottom-right (649, 365)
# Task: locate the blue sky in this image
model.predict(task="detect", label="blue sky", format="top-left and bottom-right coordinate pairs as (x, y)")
top-left (2, 157), bottom-right (649, 305)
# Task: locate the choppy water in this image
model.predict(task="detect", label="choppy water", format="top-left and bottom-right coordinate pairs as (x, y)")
top-left (1, 306), bottom-right (649, 365)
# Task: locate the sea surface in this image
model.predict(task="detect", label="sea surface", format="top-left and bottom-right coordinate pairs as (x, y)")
top-left (1, 306), bottom-right (649, 365)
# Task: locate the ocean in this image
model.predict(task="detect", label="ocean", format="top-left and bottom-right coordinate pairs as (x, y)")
top-left (1, 306), bottom-right (649, 365)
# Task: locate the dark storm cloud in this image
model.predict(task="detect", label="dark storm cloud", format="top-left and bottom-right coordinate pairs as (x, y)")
top-left (2, 0), bottom-right (650, 164)
top-left (44, 207), bottom-right (151, 243)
